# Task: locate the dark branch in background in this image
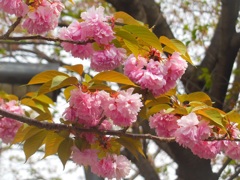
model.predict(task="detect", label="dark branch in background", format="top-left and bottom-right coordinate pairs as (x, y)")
top-left (223, 50), bottom-right (240, 112)
top-left (216, 158), bottom-right (232, 179)
top-left (228, 165), bottom-right (240, 180)
top-left (0, 108), bottom-right (174, 142)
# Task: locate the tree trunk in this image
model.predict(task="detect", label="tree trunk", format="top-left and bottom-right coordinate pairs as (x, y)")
top-left (107, 0), bottom-right (240, 179)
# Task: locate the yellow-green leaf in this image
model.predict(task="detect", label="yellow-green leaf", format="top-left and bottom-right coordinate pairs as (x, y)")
top-left (116, 136), bottom-right (145, 160)
top-left (43, 131), bottom-right (65, 158)
top-left (115, 30), bottom-right (140, 56)
top-left (25, 92), bottom-right (54, 105)
top-left (12, 124), bottom-right (30, 144)
top-left (51, 75), bottom-right (68, 89)
top-left (178, 92), bottom-right (212, 106)
top-left (38, 77), bottom-right (78, 95)
top-left (147, 104), bottom-right (171, 117)
top-left (23, 130), bottom-right (47, 161)
top-left (28, 70), bottom-right (69, 85)
top-left (91, 71), bottom-right (137, 86)
top-left (197, 108), bottom-right (224, 127)
top-left (68, 0), bottom-right (74, 4)
top-left (84, 74), bottom-right (92, 83)
top-left (21, 98), bottom-right (45, 113)
top-left (160, 36), bottom-right (193, 64)
top-left (64, 64), bottom-right (83, 76)
top-left (114, 11), bottom-right (142, 26)
top-left (123, 25), bottom-right (162, 51)
top-left (58, 138), bottom-right (73, 168)
top-left (225, 111), bottom-right (240, 129)
top-left (64, 85), bottom-right (76, 101)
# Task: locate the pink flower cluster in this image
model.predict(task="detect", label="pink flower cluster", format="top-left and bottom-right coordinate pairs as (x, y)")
top-left (64, 87), bottom-right (143, 127)
top-left (0, 0), bottom-right (28, 17)
top-left (59, 6), bottom-right (126, 71)
top-left (149, 110), bottom-right (179, 137)
top-left (149, 112), bottom-right (240, 159)
top-left (22, 0), bottom-right (64, 34)
top-left (0, 99), bottom-right (23, 144)
top-left (124, 51), bottom-right (188, 96)
top-left (72, 146), bottom-right (131, 179)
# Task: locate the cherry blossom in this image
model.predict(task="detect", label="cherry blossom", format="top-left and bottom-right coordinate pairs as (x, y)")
top-left (91, 154), bottom-right (131, 180)
top-left (0, 100), bottom-right (23, 144)
top-left (0, 0), bottom-right (28, 17)
top-left (101, 88), bottom-right (143, 127)
top-left (91, 45), bottom-right (126, 71)
top-left (149, 110), bottom-right (179, 137)
top-left (64, 88), bottom-right (104, 127)
top-left (72, 146), bottom-right (98, 166)
top-left (124, 51), bottom-right (188, 96)
top-left (22, 0), bottom-right (64, 34)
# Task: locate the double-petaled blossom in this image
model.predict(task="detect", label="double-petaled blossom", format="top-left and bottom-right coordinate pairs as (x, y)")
top-left (72, 146), bottom-right (98, 166)
top-left (64, 88), bottom-right (105, 127)
top-left (58, 6), bottom-right (114, 56)
top-left (174, 113), bottom-right (211, 148)
top-left (58, 6), bottom-right (125, 71)
top-left (174, 113), bottom-right (222, 159)
top-left (91, 154), bottom-right (131, 180)
top-left (72, 145), bottom-right (131, 179)
top-left (0, 0), bottom-right (28, 17)
top-left (22, 0), bottom-right (64, 34)
top-left (91, 45), bottom-right (126, 71)
top-left (124, 51), bottom-right (187, 97)
top-left (0, 99), bottom-right (23, 144)
top-left (149, 110), bottom-right (179, 137)
top-left (101, 88), bottom-right (143, 127)
top-left (64, 87), bottom-right (142, 128)
top-left (222, 125), bottom-right (240, 160)
top-left (80, 6), bottom-right (114, 45)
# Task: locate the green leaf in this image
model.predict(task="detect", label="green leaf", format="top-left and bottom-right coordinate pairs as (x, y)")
top-left (43, 131), bottom-right (65, 158)
top-left (28, 70), bottom-right (69, 85)
top-left (123, 25), bottom-right (162, 51)
top-left (114, 11), bottom-right (142, 26)
top-left (116, 136), bottom-right (145, 160)
top-left (58, 138), bottom-right (73, 168)
top-left (23, 130), bottom-right (47, 161)
top-left (64, 64), bottom-right (83, 76)
top-left (91, 71), bottom-right (137, 86)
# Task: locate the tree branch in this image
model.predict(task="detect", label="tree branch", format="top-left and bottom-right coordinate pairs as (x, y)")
top-left (0, 36), bottom-right (95, 45)
top-left (0, 108), bottom-right (174, 142)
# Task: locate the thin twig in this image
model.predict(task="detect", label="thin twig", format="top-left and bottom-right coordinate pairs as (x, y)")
top-left (1, 17), bottom-right (22, 38)
top-left (0, 36), bottom-right (95, 45)
top-left (0, 108), bottom-right (174, 142)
